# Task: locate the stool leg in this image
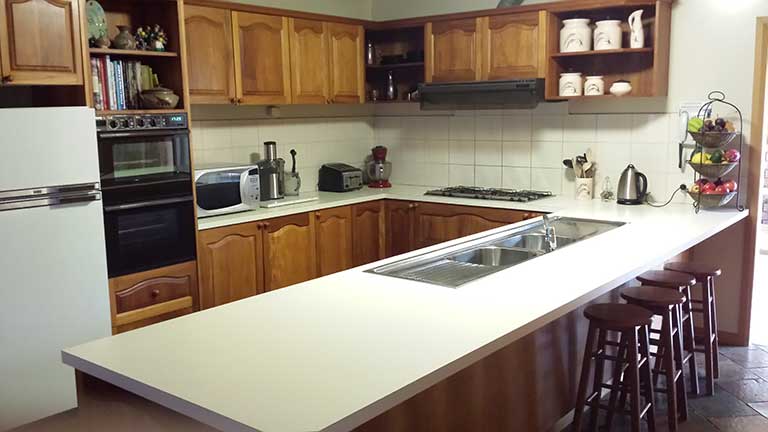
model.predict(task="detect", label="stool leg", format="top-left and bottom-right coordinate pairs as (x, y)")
top-left (701, 279), bottom-right (715, 396)
top-left (662, 309), bottom-right (678, 432)
top-left (605, 333), bottom-right (627, 431)
top-left (589, 329), bottom-right (608, 432)
top-left (639, 325), bottom-right (657, 432)
top-left (573, 322), bottom-right (597, 432)
top-left (628, 327), bottom-right (642, 432)
top-left (710, 276), bottom-right (721, 379)
top-left (672, 305), bottom-right (688, 422)
top-left (681, 288), bottom-right (700, 396)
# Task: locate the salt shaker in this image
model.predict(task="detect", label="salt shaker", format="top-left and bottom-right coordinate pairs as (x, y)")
top-left (600, 176), bottom-right (615, 202)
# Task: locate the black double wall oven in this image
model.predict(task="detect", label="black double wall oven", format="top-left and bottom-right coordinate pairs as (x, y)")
top-left (97, 113), bottom-right (196, 278)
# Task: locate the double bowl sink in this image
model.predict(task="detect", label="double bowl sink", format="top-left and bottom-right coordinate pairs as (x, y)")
top-left (370, 216), bottom-right (625, 288)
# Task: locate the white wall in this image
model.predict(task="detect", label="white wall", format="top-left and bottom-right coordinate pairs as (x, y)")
top-left (238, 0), bottom-right (372, 19)
top-left (373, 0), bottom-right (551, 21)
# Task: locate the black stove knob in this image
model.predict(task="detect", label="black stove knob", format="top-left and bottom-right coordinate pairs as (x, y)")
top-left (108, 119), bottom-right (119, 129)
top-left (119, 119), bottom-right (130, 129)
top-left (136, 118), bottom-right (146, 128)
top-left (148, 118), bottom-right (158, 128)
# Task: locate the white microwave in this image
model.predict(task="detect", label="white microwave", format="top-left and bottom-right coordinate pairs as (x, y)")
top-left (195, 164), bottom-right (260, 218)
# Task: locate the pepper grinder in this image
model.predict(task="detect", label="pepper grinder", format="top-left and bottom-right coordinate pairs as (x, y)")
top-left (366, 42), bottom-right (375, 65)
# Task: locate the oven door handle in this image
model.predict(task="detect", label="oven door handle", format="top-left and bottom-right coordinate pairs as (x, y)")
top-left (104, 196), bottom-right (193, 212)
top-left (98, 129), bottom-right (188, 139)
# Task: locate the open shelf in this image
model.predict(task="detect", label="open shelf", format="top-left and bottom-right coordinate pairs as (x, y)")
top-left (90, 48), bottom-right (179, 58)
top-left (96, 109), bottom-right (186, 116)
top-left (367, 62), bottom-right (424, 70)
top-left (551, 48), bottom-right (652, 58)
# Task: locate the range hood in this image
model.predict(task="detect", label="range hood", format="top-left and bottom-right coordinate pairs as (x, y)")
top-left (418, 79), bottom-right (544, 110)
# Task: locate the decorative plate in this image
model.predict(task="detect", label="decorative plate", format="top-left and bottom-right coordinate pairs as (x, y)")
top-left (86, 0), bottom-right (108, 41)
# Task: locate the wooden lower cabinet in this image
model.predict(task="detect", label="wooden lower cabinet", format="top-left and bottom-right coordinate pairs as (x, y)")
top-left (198, 222), bottom-right (264, 310)
top-left (385, 200), bottom-right (415, 258)
top-left (196, 201), bottom-right (545, 306)
top-left (263, 213), bottom-right (317, 291)
top-left (413, 202), bottom-right (542, 249)
top-left (352, 201), bottom-right (386, 266)
top-left (109, 261), bottom-right (198, 334)
top-left (315, 206), bottom-right (353, 276)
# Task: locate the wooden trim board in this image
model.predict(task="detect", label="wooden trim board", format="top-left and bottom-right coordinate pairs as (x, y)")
top-left (739, 17), bottom-right (768, 346)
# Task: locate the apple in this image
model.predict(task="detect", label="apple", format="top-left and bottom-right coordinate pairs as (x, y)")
top-left (690, 184), bottom-right (701, 193)
top-left (714, 178), bottom-right (724, 187)
top-left (715, 185), bottom-right (729, 194)
top-left (695, 178), bottom-right (710, 187)
top-left (701, 182), bottom-right (716, 193)
top-left (725, 149), bottom-right (741, 163)
top-left (724, 180), bottom-right (738, 192)
top-left (703, 188), bottom-right (719, 195)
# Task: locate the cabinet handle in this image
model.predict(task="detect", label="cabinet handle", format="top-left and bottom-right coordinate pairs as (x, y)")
top-left (263, 222), bottom-right (271, 229)
top-left (315, 212), bottom-right (321, 219)
top-left (238, 98), bottom-right (244, 104)
top-left (151, 289), bottom-right (160, 298)
top-left (230, 97), bottom-right (238, 105)
top-left (2, 75), bottom-right (12, 84)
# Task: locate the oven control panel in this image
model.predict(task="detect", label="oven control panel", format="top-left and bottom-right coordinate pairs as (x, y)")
top-left (96, 113), bottom-right (188, 131)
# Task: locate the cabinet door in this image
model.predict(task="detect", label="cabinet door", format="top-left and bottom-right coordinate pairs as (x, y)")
top-left (184, 5), bottom-right (236, 104)
top-left (0, 0), bottom-right (83, 85)
top-left (326, 22), bottom-right (364, 104)
top-left (109, 261), bottom-right (198, 334)
top-left (315, 206), bottom-right (353, 276)
top-left (288, 18), bottom-right (329, 104)
top-left (414, 203), bottom-right (528, 249)
top-left (198, 222), bottom-right (264, 309)
top-left (425, 18), bottom-right (481, 83)
top-left (233, 12), bottom-right (291, 105)
top-left (263, 213), bottom-right (317, 291)
top-left (385, 200), bottom-right (415, 257)
top-left (352, 201), bottom-right (385, 266)
top-left (480, 12), bottom-right (545, 80)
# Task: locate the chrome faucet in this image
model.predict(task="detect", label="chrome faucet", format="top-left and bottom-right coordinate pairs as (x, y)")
top-left (542, 215), bottom-right (557, 252)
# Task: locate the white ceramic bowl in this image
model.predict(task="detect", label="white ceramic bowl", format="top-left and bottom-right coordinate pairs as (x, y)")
top-left (610, 81), bottom-right (633, 97)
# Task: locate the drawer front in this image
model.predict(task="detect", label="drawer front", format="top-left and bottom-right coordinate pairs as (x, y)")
top-left (115, 275), bottom-right (192, 314)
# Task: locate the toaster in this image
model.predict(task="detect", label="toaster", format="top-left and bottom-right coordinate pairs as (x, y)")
top-left (318, 163), bottom-right (363, 192)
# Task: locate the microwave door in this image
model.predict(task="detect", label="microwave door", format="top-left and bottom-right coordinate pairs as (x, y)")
top-left (239, 168), bottom-right (260, 209)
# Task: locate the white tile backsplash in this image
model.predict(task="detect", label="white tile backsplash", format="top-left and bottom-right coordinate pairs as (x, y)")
top-left (192, 108), bottom-right (683, 200)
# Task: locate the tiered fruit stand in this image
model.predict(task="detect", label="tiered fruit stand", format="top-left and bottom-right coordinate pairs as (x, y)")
top-left (687, 92), bottom-right (745, 213)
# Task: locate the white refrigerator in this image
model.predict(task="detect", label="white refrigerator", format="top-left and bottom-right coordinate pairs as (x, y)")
top-left (0, 107), bottom-right (112, 431)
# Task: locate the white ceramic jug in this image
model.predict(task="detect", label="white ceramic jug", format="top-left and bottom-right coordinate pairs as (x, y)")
top-left (559, 73), bottom-right (583, 97)
top-left (629, 10), bottom-right (645, 48)
top-left (560, 19), bottom-right (591, 53)
top-left (594, 20), bottom-right (622, 50)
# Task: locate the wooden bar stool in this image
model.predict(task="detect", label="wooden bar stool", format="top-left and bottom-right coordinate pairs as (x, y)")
top-left (636, 270), bottom-right (700, 396)
top-left (573, 304), bottom-right (657, 432)
top-left (664, 262), bottom-right (722, 395)
top-left (620, 286), bottom-right (688, 432)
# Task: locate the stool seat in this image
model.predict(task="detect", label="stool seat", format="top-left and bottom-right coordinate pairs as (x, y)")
top-left (664, 262), bottom-right (722, 278)
top-left (585, 303), bottom-right (653, 329)
top-left (637, 270), bottom-right (697, 288)
top-left (621, 286), bottom-right (686, 308)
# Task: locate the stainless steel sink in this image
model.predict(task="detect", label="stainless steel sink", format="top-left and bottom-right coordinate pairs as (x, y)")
top-left (369, 216), bottom-right (625, 288)
top-left (448, 247), bottom-right (541, 267)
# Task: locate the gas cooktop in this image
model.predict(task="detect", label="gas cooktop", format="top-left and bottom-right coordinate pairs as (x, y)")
top-left (424, 186), bottom-right (554, 203)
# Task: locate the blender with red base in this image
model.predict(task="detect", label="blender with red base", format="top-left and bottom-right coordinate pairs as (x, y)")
top-left (366, 146), bottom-right (392, 188)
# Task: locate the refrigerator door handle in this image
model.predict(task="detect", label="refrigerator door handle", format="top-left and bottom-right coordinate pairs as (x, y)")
top-left (0, 183), bottom-right (101, 212)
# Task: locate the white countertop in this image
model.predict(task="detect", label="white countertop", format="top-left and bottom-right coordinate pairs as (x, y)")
top-left (63, 198), bottom-right (748, 432)
top-left (196, 186), bottom-right (576, 231)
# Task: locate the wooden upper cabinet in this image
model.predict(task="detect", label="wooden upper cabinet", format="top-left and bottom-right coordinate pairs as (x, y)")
top-left (184, 5), bottom-right (236, 104)
top-left (0, 0), bottom-right (83, 85)
top-left (262, 213), bottom-right (317, 291)
top-left (288, 18), bottom-right (329, 104)
top-left (480, 12), bottom-right (546, 80)
top-left (326, 22), bottom-right (364, 104)
top-left (198, 223), bottom-right (264, 310)
top-left (315, 206), bottom-right (353, 276)
top-left (425, 18), bottom-right (481, 83)
top-left (352, 201), bottom-right (385, 266)
top-left (232, 12), bottom-right (291, 105)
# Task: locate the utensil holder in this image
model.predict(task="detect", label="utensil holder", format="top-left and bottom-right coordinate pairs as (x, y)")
top-left (575, 178), bottom-right (594, 201)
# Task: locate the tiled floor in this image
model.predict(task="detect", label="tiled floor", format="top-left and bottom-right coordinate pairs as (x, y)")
top-left (605, 345), bottom-right (768, 431)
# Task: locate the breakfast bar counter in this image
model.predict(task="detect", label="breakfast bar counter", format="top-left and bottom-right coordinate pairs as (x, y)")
top-left (63, 198), bottom-right (748, 432)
